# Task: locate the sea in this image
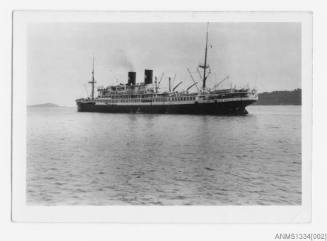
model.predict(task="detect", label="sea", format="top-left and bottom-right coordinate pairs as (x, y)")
top-left (26, 105), bottom-right (301, 205)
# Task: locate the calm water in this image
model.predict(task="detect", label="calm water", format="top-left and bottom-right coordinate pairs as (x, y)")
top-left (27, 105), bottom-right (301, 205)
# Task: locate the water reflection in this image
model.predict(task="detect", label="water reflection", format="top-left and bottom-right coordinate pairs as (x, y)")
top-left (27, 106), bottom-right (301, 205)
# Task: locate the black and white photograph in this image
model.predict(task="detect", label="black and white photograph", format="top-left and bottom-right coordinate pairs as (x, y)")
top-left (11, 11), bottom-right (312, 223)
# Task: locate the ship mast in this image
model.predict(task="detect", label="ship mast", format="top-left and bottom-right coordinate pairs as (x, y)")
top-left (199, 23), bottom-right (209, 91)
top-left (88, 56), bottom-right (96, 100)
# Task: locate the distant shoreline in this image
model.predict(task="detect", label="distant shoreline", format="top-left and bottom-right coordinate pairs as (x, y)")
top-left (254, 104), bottom-right (301, 106)
top-left (256, 89), bottom-right (301, 105)
top-left (28, 103), bottom-right (61, 108)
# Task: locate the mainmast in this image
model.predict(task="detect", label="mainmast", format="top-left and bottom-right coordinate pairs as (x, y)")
top-left (88, 56), bottom-right (96, 100)
top-left (199, 23), bottom-right (209, 91)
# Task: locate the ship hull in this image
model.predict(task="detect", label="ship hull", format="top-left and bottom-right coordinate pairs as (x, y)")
top-left (76, 100), bottom-right (256, 115)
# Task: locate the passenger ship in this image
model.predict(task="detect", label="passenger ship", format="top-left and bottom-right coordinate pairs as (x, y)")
top-left (76, 25), bottom-right (258, 115)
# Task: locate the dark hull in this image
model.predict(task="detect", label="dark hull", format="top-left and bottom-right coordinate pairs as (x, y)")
top-left (77, 100), bottom-right (256, 115)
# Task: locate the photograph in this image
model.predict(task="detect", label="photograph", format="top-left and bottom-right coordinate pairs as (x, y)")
top-left (11, 11), bottom-right (312, 222)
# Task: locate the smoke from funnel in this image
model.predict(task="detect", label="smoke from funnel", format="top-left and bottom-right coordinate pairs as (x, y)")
top-left (114, 49), bottom-right (135, 71)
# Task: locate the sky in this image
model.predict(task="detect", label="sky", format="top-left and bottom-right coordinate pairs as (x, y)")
top-left (27, 22), bottom-right (301, 106)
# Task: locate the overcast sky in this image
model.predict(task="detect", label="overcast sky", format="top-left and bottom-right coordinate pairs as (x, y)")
top-left (27, 22), bottom-right (301, 106)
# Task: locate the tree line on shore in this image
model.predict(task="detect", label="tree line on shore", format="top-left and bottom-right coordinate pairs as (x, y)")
top-left (256, 88), bottom-right (301, 105)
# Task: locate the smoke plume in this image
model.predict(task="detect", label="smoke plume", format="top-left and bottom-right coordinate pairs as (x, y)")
top-left (114, 49), bottom-right (135, 71)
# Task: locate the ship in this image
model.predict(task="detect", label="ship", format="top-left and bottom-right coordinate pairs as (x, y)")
top-left (76, 24), bottom-right (258, 115)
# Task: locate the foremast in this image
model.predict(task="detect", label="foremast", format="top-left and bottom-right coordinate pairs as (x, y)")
top-left (199, 23), bottom-right (210, 91)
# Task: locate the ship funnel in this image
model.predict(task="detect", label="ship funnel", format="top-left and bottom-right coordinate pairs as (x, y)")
top-left (144, 69), bottom-right (153, 85)
top-left (128, 71), bottom-right (136, 85)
